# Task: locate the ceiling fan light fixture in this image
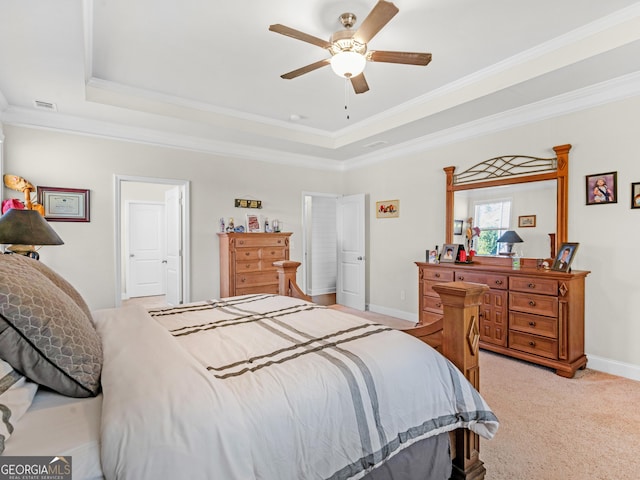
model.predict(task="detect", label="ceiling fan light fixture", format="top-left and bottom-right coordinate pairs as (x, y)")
top-left (330, 51), bottom-right (366, 78)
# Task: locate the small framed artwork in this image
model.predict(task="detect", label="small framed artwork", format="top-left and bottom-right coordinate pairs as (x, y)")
top-left (631, 182), bottom-right (640, 209)
top-left (440, 244), bottom-right (459, 263)
top-left (246, 214), bottom-right (261, 232)
top-left (518, 215), bottom-right (536, 228)
top-left (551, 242), bottom-right (579, 272)
top-left (37, 186), bottom-right (90, 222)
top-left (586, 171), bottom-right (617, 205)
top-left (453, 219), bottom-right (463, 235)
top-left (376, 200), bottom-right (399, 218)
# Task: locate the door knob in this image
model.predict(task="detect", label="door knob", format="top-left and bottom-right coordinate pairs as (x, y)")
top-left (357, 256), bottom-right (364, 260)
top-left (162, 260), bottom-right (168, 264)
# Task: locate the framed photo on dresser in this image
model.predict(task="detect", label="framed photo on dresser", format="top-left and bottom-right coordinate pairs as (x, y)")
top-left (440, 244), bottom-right (459, 263)
top-left (246, 214), bottom-right (261, 232)
top-left (551, 242), bottom-right (579, 272)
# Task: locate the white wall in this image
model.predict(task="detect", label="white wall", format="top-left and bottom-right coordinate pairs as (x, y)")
top-left (3, 94), bottom-right (640, 378)
top-left (344, 95), bottom-right (640, 376)
top-left (1, 125), bottom-right (341, 309)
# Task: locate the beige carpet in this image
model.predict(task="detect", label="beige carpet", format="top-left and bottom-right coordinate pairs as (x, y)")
top-left (332, 305), bottom-right (640, 480)
top-left (480, 351), bottom-right (640, 480)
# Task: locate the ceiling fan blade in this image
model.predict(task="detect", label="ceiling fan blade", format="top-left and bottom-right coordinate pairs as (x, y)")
top-left (281, 59), bottom-right (331, 79)
top-left (368, 50), bottom-right (432, 66)
top-left (269, 24), bottom-right (332, 49)
top-left (350, 73), bottom-right (369, 94)
top-left (354, 1), bottom-right (399, 44)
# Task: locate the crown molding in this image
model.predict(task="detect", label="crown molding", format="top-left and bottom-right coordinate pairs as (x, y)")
top-left (1, 72), bottom-right (638, 172)
top-left (343, 70), bottom-right (640, 171)
top-left (0, 106), bottom-right (343, 171)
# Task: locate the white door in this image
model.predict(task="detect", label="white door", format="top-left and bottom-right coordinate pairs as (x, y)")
top-left (165, 186), bottom-right (183, 306)
top-left (337, 193), bottom-right (366, 310)
top-left (127, 202), bottom-right (165, 298)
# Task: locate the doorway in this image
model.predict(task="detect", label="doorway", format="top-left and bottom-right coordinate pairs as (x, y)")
top-left (114, 175), bottom-right (190, 308)
top-left (302, 192), bottom-right (366, 310)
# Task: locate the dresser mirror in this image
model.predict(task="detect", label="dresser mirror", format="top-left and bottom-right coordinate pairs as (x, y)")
top-left (444, 144), bottom-right (571, 264)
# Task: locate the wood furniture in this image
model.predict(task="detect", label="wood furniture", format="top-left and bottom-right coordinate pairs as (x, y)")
top-left (445, 144), bottom-right (571, 256)
top-left (278, 262), bottom-right (490, 480)
top-left (218, 232), bottom-right (291, 297)
top-left (416, 261), bottom-right (589, 378)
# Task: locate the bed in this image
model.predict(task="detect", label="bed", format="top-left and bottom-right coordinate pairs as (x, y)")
top-left (0, 254), bottom-right (498, 480)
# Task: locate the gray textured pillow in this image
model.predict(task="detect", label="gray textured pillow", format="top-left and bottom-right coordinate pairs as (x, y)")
top-left (0, 254), bottom-right (102, 397)
top-left (10, 254), bottom-right (93, 320)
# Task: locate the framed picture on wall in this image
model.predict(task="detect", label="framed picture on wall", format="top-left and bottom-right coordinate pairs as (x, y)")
top-left (631, 182), bottom-right (640, 209)
top-left (453, 219), bottom-right (463, 235)
top-left (586, 171), bottom-right (617, 205)
top-left (37, 186), bottom-right (90, 222)
top-left (518, 215), bottom-right (536, 228)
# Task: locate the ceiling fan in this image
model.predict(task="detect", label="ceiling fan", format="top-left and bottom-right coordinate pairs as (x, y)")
top-left (269, 0), bottom-right (432, 94)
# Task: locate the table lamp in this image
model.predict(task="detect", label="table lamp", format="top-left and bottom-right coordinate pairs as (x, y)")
top-left (0, 208), bottom-right (64, 259)
top-left (497, 230), bottom-right (523, 255)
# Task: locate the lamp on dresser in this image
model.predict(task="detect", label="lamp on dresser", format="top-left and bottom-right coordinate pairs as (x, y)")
top-left (497, 230), bottom-right (523, 255)
top-left (0, 208), bottom-right (64, 259)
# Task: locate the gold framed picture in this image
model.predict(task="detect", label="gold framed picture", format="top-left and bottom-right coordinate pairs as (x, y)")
top-left (376, 200), bottom-right (399, 218)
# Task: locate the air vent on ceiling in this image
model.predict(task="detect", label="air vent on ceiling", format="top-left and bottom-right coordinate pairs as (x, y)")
top-left (34, 100), bottom-right (57, 111)
top-left (363, 140), bottom-right (388, 149)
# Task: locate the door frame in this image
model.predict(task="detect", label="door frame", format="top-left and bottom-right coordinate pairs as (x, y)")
top-left (301, 191), bottom-right (340, 296)
top-left (114, 175), bottom-right (190, 308)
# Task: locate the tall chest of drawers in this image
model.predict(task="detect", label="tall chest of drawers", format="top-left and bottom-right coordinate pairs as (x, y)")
top-left (416, 261), bottom-right (589, 377)
top-left (218, 232), bottom-right (292, 297)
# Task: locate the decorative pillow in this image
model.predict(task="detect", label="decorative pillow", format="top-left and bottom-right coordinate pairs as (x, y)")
top-left (0, 254), bottom-right (102, 397)
top-left (0, 358), bottom-right (38, 454)
top-left (10, 254), bottom-right (93, 320)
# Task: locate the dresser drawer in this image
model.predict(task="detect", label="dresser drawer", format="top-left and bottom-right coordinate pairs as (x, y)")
top-left (509, 276), bottom-right (558, 296)
top-left (237, 260), bottom-right (261, 273)
top-left (509, 292), bottom-right (558, 317)
top-left (236, 249), bottom-right (260, 260)
top-left (454, 271), bottom-right (508, 290)
top-left (422, 295), bottom-right (443, 312)
top-left (509, 311), bottom-right (557, 339)
top-left (509, 331), bottom-right (557, 359)
top-left (235, 236), bottom-right (288, 248)
top-left (421, 268), bottom-right (454, 282)
top-left (236, 271), bottom-right (279, 287)
top-left (260, 247), bottom-right (287, 260)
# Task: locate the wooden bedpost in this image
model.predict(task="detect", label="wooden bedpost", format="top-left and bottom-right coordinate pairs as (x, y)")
top-left (273, 261), bottom-right (312, 302)
top-left (432, 281), bottom-right (489, 480)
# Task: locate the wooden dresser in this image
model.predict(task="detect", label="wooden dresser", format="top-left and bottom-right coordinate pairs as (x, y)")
top-left (415, 261), bottom-right (589, 377)
top-left (218, 232), bottom-right (291, 297)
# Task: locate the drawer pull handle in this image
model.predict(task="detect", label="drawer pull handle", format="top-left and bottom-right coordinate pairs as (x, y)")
top-left (435, 273), bottom-right (441, 278)
top-left (529, 341), bottom-right (536, 347)
top-left (528, 283), bottom-right (536, 288)
top-left (245, 252), bottom-right (250, 256)
top-left (245, 264), bottom-right (251, 269)
top-left (457, 276), bottom-right (464, 281)
top-left (528, 321), bottom-right (536, 327)
top-left (240, 277), bottom-right (246, 283)
top-left (436, 303), bottom-right (442, 308)
top-left (495, 280), bottom-right (503, 285)
top-left (529, 300), bottom-right (536, 307)
top-left (271, 251), bottom-right (275, 255)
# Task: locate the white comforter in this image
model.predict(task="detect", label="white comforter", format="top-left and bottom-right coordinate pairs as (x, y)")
top-left (93, 295), bottom-right (498, 480)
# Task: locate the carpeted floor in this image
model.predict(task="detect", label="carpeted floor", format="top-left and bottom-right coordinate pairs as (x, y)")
top-left (479, 351), bottom-right (640, 480)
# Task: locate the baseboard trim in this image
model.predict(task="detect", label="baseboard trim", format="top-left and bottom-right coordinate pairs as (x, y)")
top-left (367, 304), bottom-right (417, 325)
top-left (585, 354), bottom-right (640, 382)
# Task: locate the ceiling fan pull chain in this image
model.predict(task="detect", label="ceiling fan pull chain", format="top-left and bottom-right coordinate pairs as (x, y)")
top-left (344, 78), bottom-right (350, 120)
